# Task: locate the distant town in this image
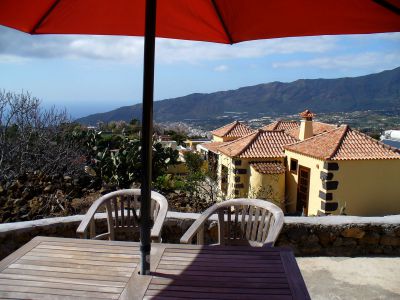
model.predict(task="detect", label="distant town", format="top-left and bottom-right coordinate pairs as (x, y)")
top-left (157, 109), bottom-right (400, 142)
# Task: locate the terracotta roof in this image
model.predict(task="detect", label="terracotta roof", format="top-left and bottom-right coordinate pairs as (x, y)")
top-left (250, 162), bottom-right (286, 174)
top-left (200, 142), bottom-right (226, 153)
top-left (219, 129), bottom-right (298, 158)
top-left (211, 121), bottom-right (254, 138)
top-left (284, 125), bottom-right (400, 161)
top-left (261, 120), bottom-right (299, 131)
top-left (286, 121), bottom-right (337, 139)
top-left (300, 109), bottom-right (315, 119)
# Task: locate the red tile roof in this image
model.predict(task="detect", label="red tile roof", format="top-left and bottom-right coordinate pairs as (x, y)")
top-left (200, 142), bottom-right (226, 153)
top-left (284, 125), bottom-right (400, 160)
top-left (219, 129), bottom-right (298, 158)
top-left (211, 121), bottom-right (254, 138)
top-left (250, 162), bottom-right (286, 174)
top-left (286, 121), bottom-right (337, 139)
top-left (261, 120), bottom-right (299, 131)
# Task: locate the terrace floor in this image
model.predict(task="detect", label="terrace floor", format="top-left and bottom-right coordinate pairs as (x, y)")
top-left (297, 257), bottom-right (400, 300)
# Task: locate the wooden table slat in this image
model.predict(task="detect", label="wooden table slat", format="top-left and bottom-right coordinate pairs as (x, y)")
top-left (162, 252), bottom-right (281, 260)
top-left (151, 277), bottom-right (289, 289)
top-left (147, 283), bottom-right (292, 295)
top-left (8, 264), bottom-right (132, 277)
top-left (0, 291), bottom-right (104, 300)
top-left (29, 248), bottom-right (140, 260)
top-left (152, 274), bottom-right (289, 284)
top-left (164, 247), bottom-right (281, 255)
top-left (21, 254), bottom-right (137, 267)
top-left (0, 278), bottom-right (124, 293)
top-left (154, 263), bottom-right (285, 273)
top-left (159, 255), bottom-right (281, 264)
top-left (145, 289), bottom-right (293, 300)
top-left (2, 268), bottom-right (130, 283)
top-left (0, 273), bottom-right (126, 288)
top-left (154, 268), bottom-right (288, 278)
top-left (36, 244), bottom-right (140, 255)
top-left (37, 236), bottom-right (140, 247)
top-left (0, 284), bottom-right (120, 299)
top-left (158, 259), bottom-right (281, 267)
top-left (16, 258), bottom-right (136, 271)
top-left (40, 241), bottom-right (142, 251)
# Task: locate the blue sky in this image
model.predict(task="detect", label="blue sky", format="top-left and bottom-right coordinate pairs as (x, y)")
top-left (0, 25), bottom-right (399, 118)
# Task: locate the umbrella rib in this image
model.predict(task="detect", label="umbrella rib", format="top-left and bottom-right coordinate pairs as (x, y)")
top-left (210, 0), bottom-right (234, 44)
top-left (30, 0), bottom-right (61, 33)
top-left (373, 0), bottom-right (400, 15)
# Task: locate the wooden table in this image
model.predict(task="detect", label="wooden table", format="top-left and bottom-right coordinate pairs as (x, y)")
top-left (0, 236), bottom-right (310, 299)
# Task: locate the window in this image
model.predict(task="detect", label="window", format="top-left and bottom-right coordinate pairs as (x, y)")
top-left (234, 159), bottom-right (242, 166)
top-left (234, 168), bottom-right (247, 174)
top-left (234, 176), bottom-right (241, 183)
top-left (221, 165), bottom-right (228, 194)
top-left (290, 158), bottom-right (298, 174)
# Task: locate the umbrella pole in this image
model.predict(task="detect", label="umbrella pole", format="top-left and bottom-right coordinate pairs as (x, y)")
top-left (140, 0), bottom-right (157, 275)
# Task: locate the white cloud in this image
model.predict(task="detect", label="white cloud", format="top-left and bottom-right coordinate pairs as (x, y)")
top-left (0, 26), bottom-right (338, 64)
top-left (3, 27), bottom-right (398, 69)
top-left (272, 52), bottom-right (400, 70)
top-left (214, 65), bottom-right (228, 72)
top-left (156, 36), bottom-right (337, 64)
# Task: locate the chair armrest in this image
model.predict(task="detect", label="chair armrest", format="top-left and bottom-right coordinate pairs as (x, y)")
top-left (180, 205), bottom-right (216, 244)
top-left (264, 210), bottom-right (284, 246)
top-left (76, 196), bottom-right (108, 238)
top-left (150, 192), bottom-right (168, 242)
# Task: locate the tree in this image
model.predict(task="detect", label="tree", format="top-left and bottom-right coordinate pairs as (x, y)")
top-left (165, 130), bottom-right (188, 146)
top-left (183, 152), bottom-right (203, 173)
top-left (181, 152), bottom-right (221, 203)
top-left (0, 90), bottom-right (86, 181)
top-left (129, 118), bottom-right (140, 126)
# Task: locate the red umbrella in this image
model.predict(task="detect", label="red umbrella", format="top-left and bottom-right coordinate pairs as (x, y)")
top-left (0, 1), bottom-right (399, 42)
top-left (1, 0), bottom-right (399, 275)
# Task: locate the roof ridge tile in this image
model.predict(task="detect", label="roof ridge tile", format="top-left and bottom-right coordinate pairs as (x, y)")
top-left (327, 125), bottom-right (349, 159)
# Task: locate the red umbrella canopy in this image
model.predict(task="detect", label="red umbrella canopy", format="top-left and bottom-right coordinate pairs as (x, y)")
top-left (0, 0), bottom-right (399, 43)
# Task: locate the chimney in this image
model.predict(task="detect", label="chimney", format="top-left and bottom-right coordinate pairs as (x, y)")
top-left (299, 110), bottom-right (314, 140)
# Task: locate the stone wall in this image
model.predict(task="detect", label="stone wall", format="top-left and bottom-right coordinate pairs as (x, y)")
top-left (1, 213), bottom-right (399, 260)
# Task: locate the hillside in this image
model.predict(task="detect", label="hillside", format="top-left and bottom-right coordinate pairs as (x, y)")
top-left (76, 67), bottom-right (400, 125)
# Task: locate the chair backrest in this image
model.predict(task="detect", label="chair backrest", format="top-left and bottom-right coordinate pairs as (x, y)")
top-left (180, 198), bottom-right (284, 247)
top-left (77, 189), bottom-right (168, 242)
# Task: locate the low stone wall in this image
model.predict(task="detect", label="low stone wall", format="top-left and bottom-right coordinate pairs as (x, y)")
top-left (1, 213), bottom-right (399, 260)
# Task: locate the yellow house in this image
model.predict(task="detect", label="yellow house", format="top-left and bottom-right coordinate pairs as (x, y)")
top-left (183, 138), bottom-right (210, 151)
top-left (211, 120), bottom-right (254, 142)
top-left (216, 129), bottom-right (297, 209)
top-left (284, 112), bottom-right (400, 216)
top-left (206, 109), bottom-right (400, 216)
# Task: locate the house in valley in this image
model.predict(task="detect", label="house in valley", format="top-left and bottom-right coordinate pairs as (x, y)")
top-left (199, 121), bottom-right (254, 177)
top-left (216, 129), bottom-right (297, 208)
top-left (202, 110), bottom-right (400, 216)
top-left (211, 121), bottom-right (254, 142)
top-left (284, 124), bottom-right (400, 216)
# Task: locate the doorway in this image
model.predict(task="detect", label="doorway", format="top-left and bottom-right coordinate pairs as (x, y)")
top-left (297, 166), bottom-right (310, 215)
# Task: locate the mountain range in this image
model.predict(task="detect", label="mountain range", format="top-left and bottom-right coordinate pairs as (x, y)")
top-left (76, 67), bottom-right (400, 125)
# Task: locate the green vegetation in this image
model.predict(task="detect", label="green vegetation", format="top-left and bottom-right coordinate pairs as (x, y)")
top-left (184, 152), bottom-right (204, 174)
top-left (75, 129), bottom-right (179, 189)
top-left (163, 130), bottom-right (188, 146)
